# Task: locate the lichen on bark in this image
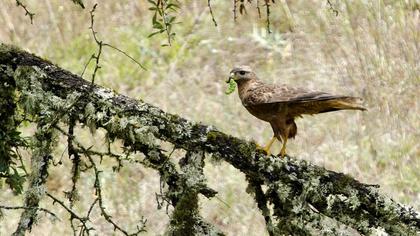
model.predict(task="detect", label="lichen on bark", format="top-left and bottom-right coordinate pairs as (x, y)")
top-left (0, 44), bottom-right (419, 235)
top-left (165, 151), bottom-right (221, 236)
top-left (12, 122), bottom-right (56, 235)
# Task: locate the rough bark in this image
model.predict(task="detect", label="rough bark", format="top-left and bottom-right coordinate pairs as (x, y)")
top-left (0, 44), bottom-right (419, 235)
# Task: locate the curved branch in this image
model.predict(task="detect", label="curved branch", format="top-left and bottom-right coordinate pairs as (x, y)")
top-left (1, 44), bottom-right (419, 235)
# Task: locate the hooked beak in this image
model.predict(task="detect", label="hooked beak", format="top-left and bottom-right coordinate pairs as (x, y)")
top-left (226, 72), bottom-right (235, 83)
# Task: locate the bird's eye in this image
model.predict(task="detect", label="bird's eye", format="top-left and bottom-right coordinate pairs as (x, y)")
top-left (239, 71), bottom-right (246, 75)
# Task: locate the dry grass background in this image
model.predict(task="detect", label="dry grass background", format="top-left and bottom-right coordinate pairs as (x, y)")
top-left (0, 0), bottom-right (419, 235)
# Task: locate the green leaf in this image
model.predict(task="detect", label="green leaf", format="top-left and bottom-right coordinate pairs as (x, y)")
top-left (153, 21), bottom-right (163, 29)
top-left (166, 16), bottom-right (176, 23)
top-left (147, 0), bottom-right (157, 6)
top-left (166, 3), bottom-right (180, 10)
top-left (152, 13), bottom-right (158, 24)
top-left (0, 153), bottom-right (9, 173)
top-left (225, 79), bottom-right (237, 95)
top-left (157, 8), bottom-right (163, 16)
top-left (148, 29), bottom-right (165, 38)
top-left (5, 168), bottom-right (25, 195)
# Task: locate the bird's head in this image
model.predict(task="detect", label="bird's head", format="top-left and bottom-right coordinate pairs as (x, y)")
top-left (227, 65), bottom-right (256, 84)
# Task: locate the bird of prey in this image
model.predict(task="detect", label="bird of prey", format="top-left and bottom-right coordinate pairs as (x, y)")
top-left (227, 65), bottom-right (366, 158)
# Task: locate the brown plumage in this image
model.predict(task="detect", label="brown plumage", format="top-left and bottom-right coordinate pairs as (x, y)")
top-left (228, 65), bottom-right (366, 157)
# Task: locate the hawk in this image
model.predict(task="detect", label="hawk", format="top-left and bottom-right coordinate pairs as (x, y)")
top-left (227, 65), bottom-right (366, 158)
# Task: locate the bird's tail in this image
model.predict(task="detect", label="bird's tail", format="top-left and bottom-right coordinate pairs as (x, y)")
top-left (326, 97), bottom-right (367, 111)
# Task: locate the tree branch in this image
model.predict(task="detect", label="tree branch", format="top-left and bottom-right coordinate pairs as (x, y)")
top-left (1, 44), bottom-right (419, 235)
top-left (12, 122), bottom-right (54, 235)
top-left (15, 0), bottom-right (35, 24)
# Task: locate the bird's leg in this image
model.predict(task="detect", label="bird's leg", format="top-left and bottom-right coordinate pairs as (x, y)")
top-left (279, 136), bottom-right (288, 158)
top-left (263, 136), bottom-right (276, 155)
top-left (256, 136), bottom-right (276, 155)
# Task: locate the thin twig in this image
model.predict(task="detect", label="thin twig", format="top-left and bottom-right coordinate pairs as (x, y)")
top-left (88, 3), bottom-right (146, 83)
top-left (54, 125), bottom-right (125, 164)
top-left (265, 0), bottom-right (272, 33)
top-left (47, 193), bottom-right (95, 235)
top-left (160, 0), bottom-right (172, 46)
top-left (0, 205), bottom-right (59, 220)
top-left (256, 0), bottom-right (262, 18)
top-left (54, 144), bottom-right (68, 166)
top-left (207, 0), bottom-right (218, 26)
top-left (80, 54), bottom-right (95, 77)
top-left (15, 0), bottom-right (35, 24)
top-left (327, 0), bottom-right (339, 16)
top-left (103, 43), bottom-right (146, 70)
top-left (89, 4), bottom-right (102, 85)
top-left (16, 149), bottom-right (28, 175)
top-left (233, 0), bottom-right (238, 22)
top-left (70, 0), bottom-right (85, 9)
top-left (87, 152), bottom-right (146, 235)
top-left (53, 125), bottom-right (146, 235)
top-left (86, 198), bottom-right (99, 218)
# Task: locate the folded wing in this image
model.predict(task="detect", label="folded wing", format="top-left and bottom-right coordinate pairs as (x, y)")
top-left (244, 84), bottom-right (366, 116)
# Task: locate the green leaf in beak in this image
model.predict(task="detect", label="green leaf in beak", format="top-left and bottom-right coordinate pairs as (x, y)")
top-left (225, 79), bottom-right (236, 95)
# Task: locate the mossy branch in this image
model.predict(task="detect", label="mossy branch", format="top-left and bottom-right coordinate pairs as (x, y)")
top-left (12, 122), bottom-right (55, 236)
top-left (0, 44), bottom-right (419, 235)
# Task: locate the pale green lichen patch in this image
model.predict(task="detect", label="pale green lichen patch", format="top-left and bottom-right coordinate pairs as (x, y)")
top-left (134, 126), bottom-right (158, 146)
top-left (165, 151), bottom-right (222, 236)
top-left (14, 121), bottom-right (56, 234)
top-left (95, 87), bottom-right (116, 100)
top-left (272, 181), bottom-right (292, 202)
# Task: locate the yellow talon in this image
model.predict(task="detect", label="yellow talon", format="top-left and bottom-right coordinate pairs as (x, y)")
top-left (256, 136), bottom-right (276, 156)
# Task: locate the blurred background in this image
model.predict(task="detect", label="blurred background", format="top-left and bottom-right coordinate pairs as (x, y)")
top-left (0, 0), bottom-right (419, 235)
